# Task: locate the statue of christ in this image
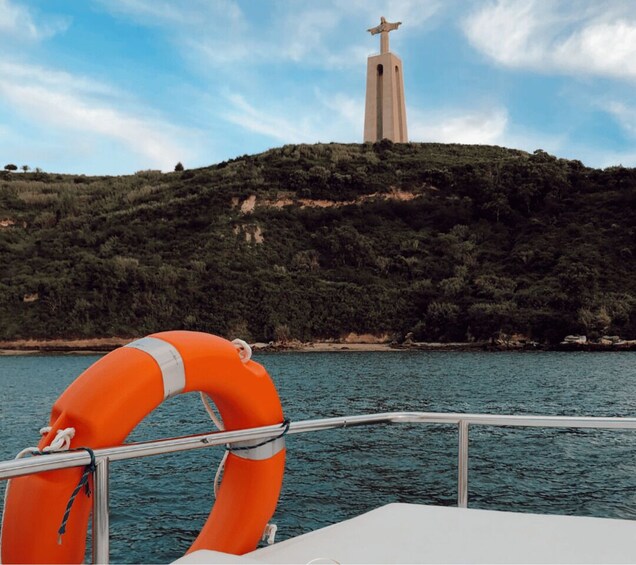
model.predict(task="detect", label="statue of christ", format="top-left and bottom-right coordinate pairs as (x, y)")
top-left (367, 16), bottom-right (402, 54)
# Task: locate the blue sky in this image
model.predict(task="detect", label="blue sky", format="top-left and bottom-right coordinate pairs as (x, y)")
top-left (1, 0), bottom-right (636, 175)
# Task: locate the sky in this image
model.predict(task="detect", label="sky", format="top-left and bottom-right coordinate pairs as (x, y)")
top-left (1, 0), bottom-right (636, 175)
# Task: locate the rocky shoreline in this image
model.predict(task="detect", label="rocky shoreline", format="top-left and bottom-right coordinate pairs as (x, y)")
top-left (1, 337), bottom-right (635, 355)
top-left (0, 338), bottom-right (131, 355)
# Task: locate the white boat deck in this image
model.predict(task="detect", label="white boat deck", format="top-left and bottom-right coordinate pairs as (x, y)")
top-left (176, 503), bottom-right (636, 564)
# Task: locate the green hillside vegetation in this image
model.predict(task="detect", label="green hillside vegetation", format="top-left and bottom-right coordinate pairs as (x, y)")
top-left (0, 141), bottom-right (634, 344)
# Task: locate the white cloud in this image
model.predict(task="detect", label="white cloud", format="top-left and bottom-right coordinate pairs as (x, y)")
top-left (559, 141), bottom-right (636, 169)
top-left (97, 0), bottom-right (244, 27)
top-left (0, 61), bottom-right (118, 97)
top-left (318, 91), bottom-right (365, 133)
top-left (410, 107), bottom-right (508, 145)
top-left (463, 0), bottom-right (636, 80)
top-left (342, 0), bottom-right (443, 29)
top-left (553, 20), bottom-right (636, 78)
top-left (595, 149), bottom-right (636, 168)
top-left (0, 0), bottom-right (69, 41)
top-left (181, 35), bottom-right (252, 66)
top-left (409, 105), bottom-right (612, 167)
top-left (223, 89), bottom-right (362, 144)
top-left (224, 93), bottom-right (314, 143)
top-left (96, 0), bottom-right (251, 67)
top-left (274, 0), bottom-right (442, 69)
top-left (280, 8), bottom-right (341, 63)
top-left (499, 127), bottom-right (567, 160)
top-left (98, 0), bottom-right (442, 70)
top-left (0, 60), bottom-right (194, 171)
top-left (602, 100), bottom-right (636, 137)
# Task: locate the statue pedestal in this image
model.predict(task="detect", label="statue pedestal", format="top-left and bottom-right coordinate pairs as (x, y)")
top-left (363, 52), bottom-right (408, 143)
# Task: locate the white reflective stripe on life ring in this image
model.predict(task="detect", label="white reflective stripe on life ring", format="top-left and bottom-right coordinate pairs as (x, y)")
top-left (125, 337), bottom-right (186, 399)
top-left (229, 436), bottom-right (286, 461)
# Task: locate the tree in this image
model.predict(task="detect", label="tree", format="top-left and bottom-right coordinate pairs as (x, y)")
top-left (21, 165), bottom-right (30, 173)
top-left (314, 225), bottom-right (376, 268)
top-left (423, 301), bottom-right (461, 340)
top-left (174, 162), bottom-right (184, 172)
top-left (4, 164), bottom-right (17, 172)
top-left (467, 301), bottom-right (519, 339)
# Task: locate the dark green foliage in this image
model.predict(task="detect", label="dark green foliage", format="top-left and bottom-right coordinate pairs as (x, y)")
top-left (0, 143), bottom-right (634, 343)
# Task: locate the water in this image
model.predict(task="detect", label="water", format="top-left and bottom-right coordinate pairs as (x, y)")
top-left (2, 351), bottom-right (636, 563)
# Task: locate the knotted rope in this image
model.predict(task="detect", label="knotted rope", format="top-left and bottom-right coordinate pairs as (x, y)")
top-left (56, 447), bottom-right (96, 544)
top-left (8, 426), bottom-right (97, 545)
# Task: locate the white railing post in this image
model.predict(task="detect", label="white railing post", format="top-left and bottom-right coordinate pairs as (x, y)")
top-left (92, 457), bottom-right (110, 564)
top-left (458, 420), bottom-right (469, 508)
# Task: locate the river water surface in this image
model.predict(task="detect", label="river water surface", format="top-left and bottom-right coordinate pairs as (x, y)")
top-left (1, 351), bottom-right (636, 563)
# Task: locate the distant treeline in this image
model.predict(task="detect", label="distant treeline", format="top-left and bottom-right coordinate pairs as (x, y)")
top-left (0, 141), bottom-right (634, 344)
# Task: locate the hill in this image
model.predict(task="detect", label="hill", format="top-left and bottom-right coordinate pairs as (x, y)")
top-left (0, 141), bottom-right (634, 345)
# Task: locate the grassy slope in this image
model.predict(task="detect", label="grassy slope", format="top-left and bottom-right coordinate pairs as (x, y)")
top-left (0, 142), bottom-right (634, 343)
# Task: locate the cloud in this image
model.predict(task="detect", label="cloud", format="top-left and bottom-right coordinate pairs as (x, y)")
top-left (463, 0), bottom-right (636, 80)
top-left (95, 0), bottom-right (252, 67)
top-left (0, 60), bottom-right (194, 171)
top-left (224, 93), bottom-right (314, 143)
top-left (342, 0), bottom-right (443, 29)
top-left (553, 20), bottom-right (636, 79)
top-left (0, 0), bottom-right (69, 41)
top-left (96, 0), bottom-right (244, 27)
top-left (595, 149), bottom-right (636, 168)
top-left (561, 141), bottom-right (636, 169)
top-left (408, 104), bottom-right (621, 168)
top-left (98, 0), bottom-right (443, 70)
top-left (223, 89), bottom-right (361, 144)
top-left (0, 61), bottom-right (118, 97)
top-left (602, 101), bottom-right (636, 138)
top-left (274, 1), bottom-right (441, 66)
top-left (410, 107), bottom-right (508, 145)
top-left (318, 91), bottom-right (365, 133)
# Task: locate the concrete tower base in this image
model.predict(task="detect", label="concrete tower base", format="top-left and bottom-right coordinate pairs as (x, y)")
top-left (363, 52), bottom-right (408, 143)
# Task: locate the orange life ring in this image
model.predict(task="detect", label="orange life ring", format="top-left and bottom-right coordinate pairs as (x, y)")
top-left (1, 331), bottom-right (286, 564)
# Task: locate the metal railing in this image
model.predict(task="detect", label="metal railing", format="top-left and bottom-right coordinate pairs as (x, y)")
top-left (2, 411), bottom-right (636, 563)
